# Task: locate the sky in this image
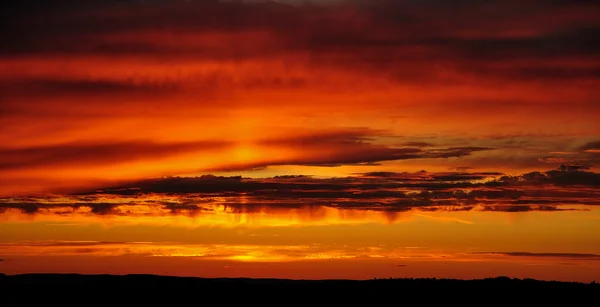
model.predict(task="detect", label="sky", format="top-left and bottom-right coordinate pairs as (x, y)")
top-left (0, 0), bottom-right (599, 281)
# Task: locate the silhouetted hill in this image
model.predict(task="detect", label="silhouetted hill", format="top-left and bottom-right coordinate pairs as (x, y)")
top-left (0, 274), bottom-right (598, 302)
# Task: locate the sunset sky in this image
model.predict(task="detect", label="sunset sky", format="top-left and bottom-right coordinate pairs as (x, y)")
top-left (1, 0), bottom-right (599, 282)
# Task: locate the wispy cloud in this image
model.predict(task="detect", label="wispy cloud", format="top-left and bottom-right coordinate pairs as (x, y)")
top-left (472, 252), bottom-right (600, 260)
top-left (0, 140), bottom-right (230, 171)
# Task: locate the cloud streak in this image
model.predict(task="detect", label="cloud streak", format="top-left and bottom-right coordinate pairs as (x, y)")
top-left (0, 129), bottom-right (494, 185)
top-left (1, 169), bottom-right (598, 219)
top-left (472, 252), bottom-right (600, 260)
top-left (0, 140), bottom-right (230, 171)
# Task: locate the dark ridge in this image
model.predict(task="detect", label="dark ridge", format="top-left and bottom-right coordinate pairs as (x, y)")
top-left (0, 274), bottom-right (598, 302)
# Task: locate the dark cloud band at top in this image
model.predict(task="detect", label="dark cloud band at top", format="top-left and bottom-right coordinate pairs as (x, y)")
top-left (2, 0), bottom-right (599, 64)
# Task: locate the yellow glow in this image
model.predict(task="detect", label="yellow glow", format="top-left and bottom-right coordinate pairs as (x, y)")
top-left (1, 205), bottom-right (599, 281)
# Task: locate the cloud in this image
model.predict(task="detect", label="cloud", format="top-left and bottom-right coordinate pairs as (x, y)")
top-left (3, 1), bottom-right (599, 65)
top-left (2, 169), bottom-right (597, 218)
top-left (556, 164), bottom-right (592, 172)
top-left (162, 202), bottom-right (214, 215)
top-left (0, 140), bottom-right (230, 171)
top-left (92, 168), bottom-right (600, 200)
top-left (0, 241), bottom-right (128, 247)
top-left (472, 252), bottom-right (600, 259)
top-left (494, 169), bottom-right (600, 186)
top-left (535, 140), bottom-right (600, 171)
top-left (0, 0), bottom-right (598, 194)
top-left (88, 203), bottom-right (120, 215)
top-left (500, 67), bottom-right (600, 80)
top-left (359, 171), bottom-right (502, 182)
top-left (0, 128), bottom-right (494, 177)
top-left (245, 131), bottom-right (494, 168)
top-left (0, 133), bottom-right (500, 197)
top-left (400, 142), bottom-right (434, 147)
top-left (0, 202), bottom-right (121, 215)
top-left (422, 147), bottom-right (493, 159)
top-left (579, 141), bottom-right (600, 152)
top-left (481, 205), bottom-right (575, 212)
top-left (1, 78), bottom-right (179, 99)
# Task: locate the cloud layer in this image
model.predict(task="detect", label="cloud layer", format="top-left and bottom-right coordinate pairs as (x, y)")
top-left (0, 0), bottom-right (598, 194)
top-left (1, 168), bottom-right (598, 220)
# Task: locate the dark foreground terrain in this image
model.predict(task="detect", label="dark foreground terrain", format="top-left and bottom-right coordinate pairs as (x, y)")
top-left (1, 273), bottom-right (598, 303)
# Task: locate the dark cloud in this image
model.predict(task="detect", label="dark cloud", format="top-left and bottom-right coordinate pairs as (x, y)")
top-left (162, 202), bottom-right (212, 215)
top-left (1, 1), bottom-right (301, 56)
top-left (88, 203), bottom-right (119, 215)
top-left (400, 142), bottom-right (434, 147)
top-left (412, 28), bottom-right (600, 62)
top-left (2, 0), bottom-right (598, 80)
top-left (536, 140), bottom-right (600, 171)
top-left (2, 168), bottom-right (597, 217)
top-left (252, 132), bottom-right (495, 168)
top-left (359, 171), bottom-right (502, 182)
top-left (10, 203), bottom-right (40, 214)
top-left (501, 67), bottom-right (600, 80)
top-left (450, 166), bottom-right (475, 171)
top-left (422, 147), bottom-right (493, 159)
top-left (0, 78), bottom-right (179, 98)
top-left (472, 252), bottom-right (600, 259)
top-left (0, 202), bottom-right (122, 215)
top-left (90, 168), bottom-right (600, 199)
top-left (0, 140), bottom-right (229, 171)
top-left (0, 74), bottom-right (311, 111)
top-left (495, 169), bottom-right (600, 186)
top-left (579, 141), bottom-right (600, 152)
top-left (557, 164), bottom-right (592, 172)
top-left (480, 205), bottom-right (575, 212)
